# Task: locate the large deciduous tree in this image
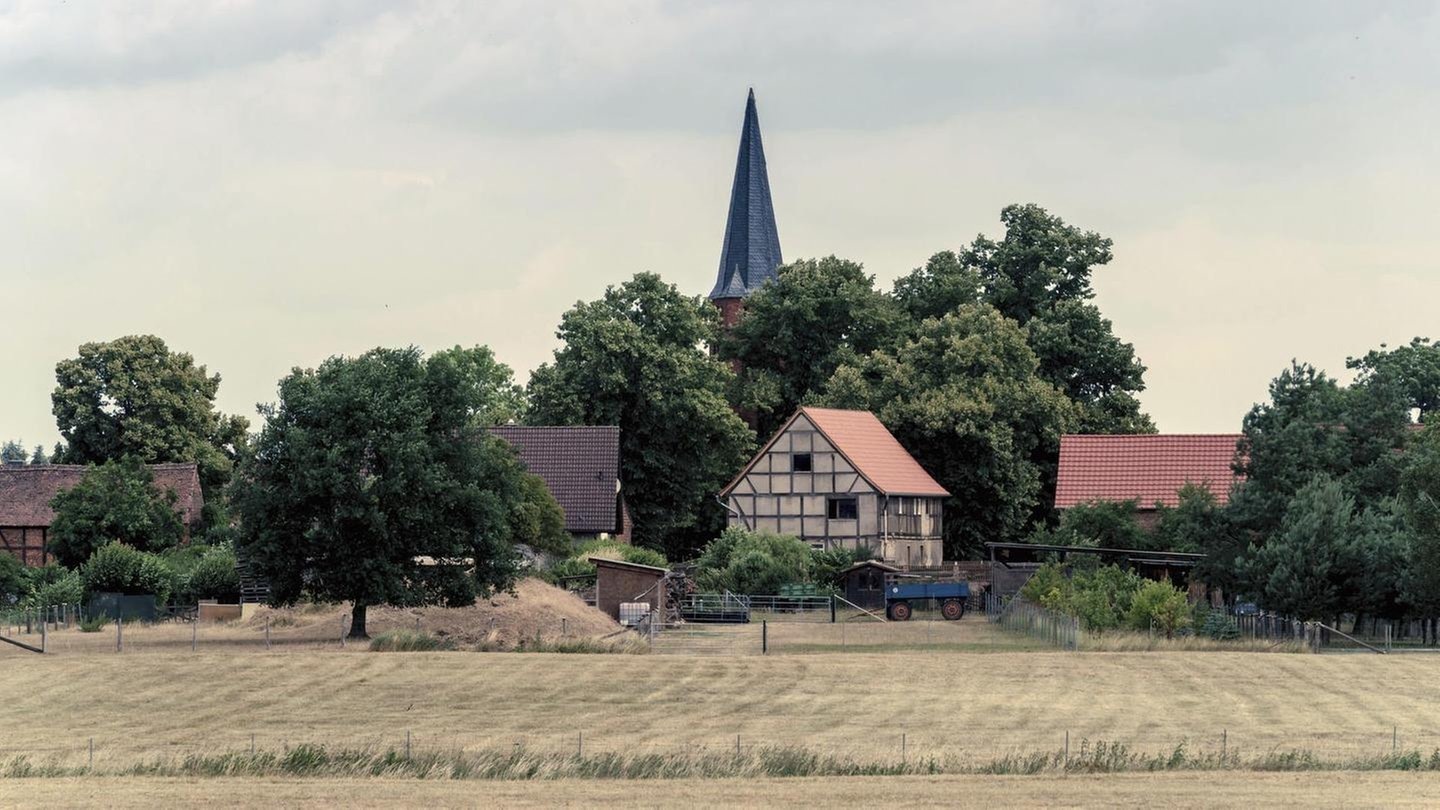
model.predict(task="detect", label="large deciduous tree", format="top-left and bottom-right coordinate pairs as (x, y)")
top-left (51, 335), bottom-right (249, 528)
top-left (47, 458), bottom-right (186, 568)
top-left (720, 257), bottom-right (903, 437)
top-left (1400, 424), bottom-right (1440, 643)
top-left (232, 347), bottom-right (548, 638)
top-left (821, 304), bottom-right (1075, 559)
top-left (527, 274), bottom-right (754, 558)
top-left (894, 204), bottom-right (1151, 434)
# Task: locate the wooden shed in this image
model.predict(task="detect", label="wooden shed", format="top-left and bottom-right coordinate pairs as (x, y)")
top-left (835, 560), bottom-right (899, 610)
top-left (590, 557), bottom-right (667, 624)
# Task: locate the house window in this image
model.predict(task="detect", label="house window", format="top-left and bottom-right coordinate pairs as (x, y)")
top-left (792, 453), bottom-right (813, 472)
top-left (827, 497), bottom-right (858, 520)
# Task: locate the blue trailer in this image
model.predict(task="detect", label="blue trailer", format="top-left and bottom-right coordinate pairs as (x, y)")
top-left (885, 581), bottom-right (970, 621)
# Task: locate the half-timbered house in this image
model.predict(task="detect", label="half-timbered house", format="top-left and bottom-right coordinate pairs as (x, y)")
top-left (718, 407), bottom-right (949, 568)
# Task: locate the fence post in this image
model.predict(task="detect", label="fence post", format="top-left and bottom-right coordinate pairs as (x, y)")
top-left (192, 619), bottom-right (197, 653)
top-left (901, 732), bottom-right (907, 765)
top-left (761, 620), bottom-right (768, 654)
top-left (562, 617), bottom-right (567, 637)
top-left (577, 731), bottom-right (583, 758)
top-left (265, 617), bottom-right (271, 650)
top-left (1393, 726), bottom-right (1398, 753)
top-left (405, 730), bottom-right (412, 760)
top-left (40, 620), bottom-right (46, 653)
top-left (89, 738), bottom-right (94, 769)
top-left (1222, 729), bottom-right (1227, 760)
top-left (1064, 730), bottom-right (1069, 770)
top-left (830, 594), bottom-right (836, 623)
top-left (116, 615), bottom-right (122, 653)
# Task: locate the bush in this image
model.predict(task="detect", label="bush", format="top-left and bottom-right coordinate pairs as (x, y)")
top-left (47, 458), bottom-right (186, 567)
top-left (79, 615), bottom-right (108, 633)
top-left (0, 553), bottom-right (25, 604)
top-left (186, 547), bottom-right (240, 602)
top-left (809, 546), bottom-right (876, 587)
top-left (369, 629), bottom-right (456, 652)
top-left (1198, 608), bottom-right (1240, 640)
top-left (1126, 580), bottom-right (1193, 638)
top-left (80, 542), bottom-right (176, 605)
top-left (23, 568), bottom-right (84, 610)
top-left (695, 527), bottom-right (810, 594)
top-left (547, 541), bottom-right (668, 583)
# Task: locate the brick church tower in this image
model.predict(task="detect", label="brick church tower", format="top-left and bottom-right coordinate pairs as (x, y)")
top-left (709, 89), bottom-right (782, 327)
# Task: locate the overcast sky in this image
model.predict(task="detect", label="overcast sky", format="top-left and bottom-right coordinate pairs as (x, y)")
top-left (4, 1), bottom-right (1439, 447)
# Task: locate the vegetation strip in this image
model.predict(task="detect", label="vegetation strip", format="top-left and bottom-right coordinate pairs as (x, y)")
top-left (11, 741), bottom-right (1440, 780)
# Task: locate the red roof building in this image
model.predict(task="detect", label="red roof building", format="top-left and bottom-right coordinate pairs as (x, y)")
top-left (1054, 434), bottom-right (1243, 512)
top-left (720, 407), bottom-right (948, 568)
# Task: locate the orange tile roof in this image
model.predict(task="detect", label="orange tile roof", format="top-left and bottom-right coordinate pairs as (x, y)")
top-left (1054, 434), bottom-right (1243, 509)
top-left (800, 407), bottom-right (950, 497)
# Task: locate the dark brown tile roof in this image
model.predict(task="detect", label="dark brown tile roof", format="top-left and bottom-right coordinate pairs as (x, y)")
top-left (489, 426), bottom-right (622, 535)
top-left (0, 463), bottom-right (204, 528)
top-left (1054, 434), bottom-right (1243, 509)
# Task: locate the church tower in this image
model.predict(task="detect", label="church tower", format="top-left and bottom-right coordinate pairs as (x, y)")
top-left (709, 89), bottom-right (782, 327)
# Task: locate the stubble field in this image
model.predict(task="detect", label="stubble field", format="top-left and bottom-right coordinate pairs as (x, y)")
top-left (4, 617), bottom-right (1440, 806)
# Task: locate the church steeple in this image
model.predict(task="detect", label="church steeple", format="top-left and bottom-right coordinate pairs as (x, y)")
top-left (709, 89), bottom-right (782, 314)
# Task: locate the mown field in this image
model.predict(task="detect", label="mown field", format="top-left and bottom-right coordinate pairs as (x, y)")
top-left (7, 772), bottom-right (1440, 809)
top-left (4, 642), bottom-right (1439, 764)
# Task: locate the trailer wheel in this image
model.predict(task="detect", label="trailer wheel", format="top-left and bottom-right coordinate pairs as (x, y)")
top-left (888, 601), bottom-right (912, 622)
top-left (941, 599), bottom-right (964, 621)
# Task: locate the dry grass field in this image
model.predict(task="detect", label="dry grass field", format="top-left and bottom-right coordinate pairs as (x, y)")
top-left (6, 772), bottom-right (1440, 808)
top-left (4, 640), bottom-right (1439, 767)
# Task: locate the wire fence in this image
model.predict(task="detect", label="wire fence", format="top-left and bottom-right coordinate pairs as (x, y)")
top-left (991, 596), bottom-right (1079, 650)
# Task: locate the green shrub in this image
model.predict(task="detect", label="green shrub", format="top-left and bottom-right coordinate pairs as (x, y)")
top-left (620, 545), bottom-right (667, 569)
top-left (0, 553), bottom-right (25, 604)
top-left (186, 547), bottom-right (240, 602)
top-left (368, 630), bottom-right (456, 652)
top-left (23, 568), bottom-right (84, 610)
top-left (548, 542), bottom-right (667, 583)
top-left (79, 615), bottom-right (108, 632)
top-left (695, 527), bottom-right (809, 594)
top-left (808, 546), bottom-right (875, 587)
top-left (1126, 580), bottom-right (1193, 638)
top-left (1198, 608), bottom-right (1240, 640)
top-left (80, 542), bottom-right (176, 605)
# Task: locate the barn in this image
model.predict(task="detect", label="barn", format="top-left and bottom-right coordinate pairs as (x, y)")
top-left (0, 463), bottom-right (204, 566)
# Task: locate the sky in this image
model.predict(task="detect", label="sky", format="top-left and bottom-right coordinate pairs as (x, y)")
top-left (4, 1), bottom-right (1440, 448)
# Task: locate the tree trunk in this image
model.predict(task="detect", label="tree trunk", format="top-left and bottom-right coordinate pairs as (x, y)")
top-left (349, 603), bottom-right (369, 639)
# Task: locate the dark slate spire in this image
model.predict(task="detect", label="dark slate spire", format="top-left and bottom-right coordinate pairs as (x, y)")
top-left (710, 88), bottom-right (782, 301)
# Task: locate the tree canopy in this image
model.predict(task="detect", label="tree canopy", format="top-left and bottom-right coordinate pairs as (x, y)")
top-left (51, 335), bottom-right (249, 528)
top-left (720, 257), bottom-right (903, 437)
top-left (821, 304), bottom-right (1075, 558)
top-left (232, 346), bottom-right (551, 637)
top-left (526, 273), bottom-right (754, 558)
top-left (47, 458), bottom-right (186, 568)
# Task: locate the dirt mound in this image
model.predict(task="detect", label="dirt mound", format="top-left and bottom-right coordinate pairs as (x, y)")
top-left (244, 577), bottom-right (623, 648)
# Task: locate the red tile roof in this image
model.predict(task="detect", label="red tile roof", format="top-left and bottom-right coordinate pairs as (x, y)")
top-left (800, 407), bottom-right (950, 497)
top-left (0, 463), bottom-right (204, 528)
top-left (1054, 434), bottom-right (1243, 509)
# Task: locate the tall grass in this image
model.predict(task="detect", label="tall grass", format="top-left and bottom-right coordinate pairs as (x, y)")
top-left (1076, 631), bottom-right (1308, 653)
top-left (368, 630), bottom-right (456, 652)
top-left (10, 740), bottom-right (1440, 780)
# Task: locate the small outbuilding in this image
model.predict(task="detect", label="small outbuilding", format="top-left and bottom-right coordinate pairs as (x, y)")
top-left (590, 557), bottom-right (667, 625)
top-left (835, 559), bottom-right (899, 610)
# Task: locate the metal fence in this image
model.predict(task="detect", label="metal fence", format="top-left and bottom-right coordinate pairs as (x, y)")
top-left (991, 596), bottom-right (1079, 651)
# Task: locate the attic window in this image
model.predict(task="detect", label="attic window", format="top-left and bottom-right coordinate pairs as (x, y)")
top-left (792, 453), bottom-right (813, 473)
top-left (827, 497), bottom-right (857, 520)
